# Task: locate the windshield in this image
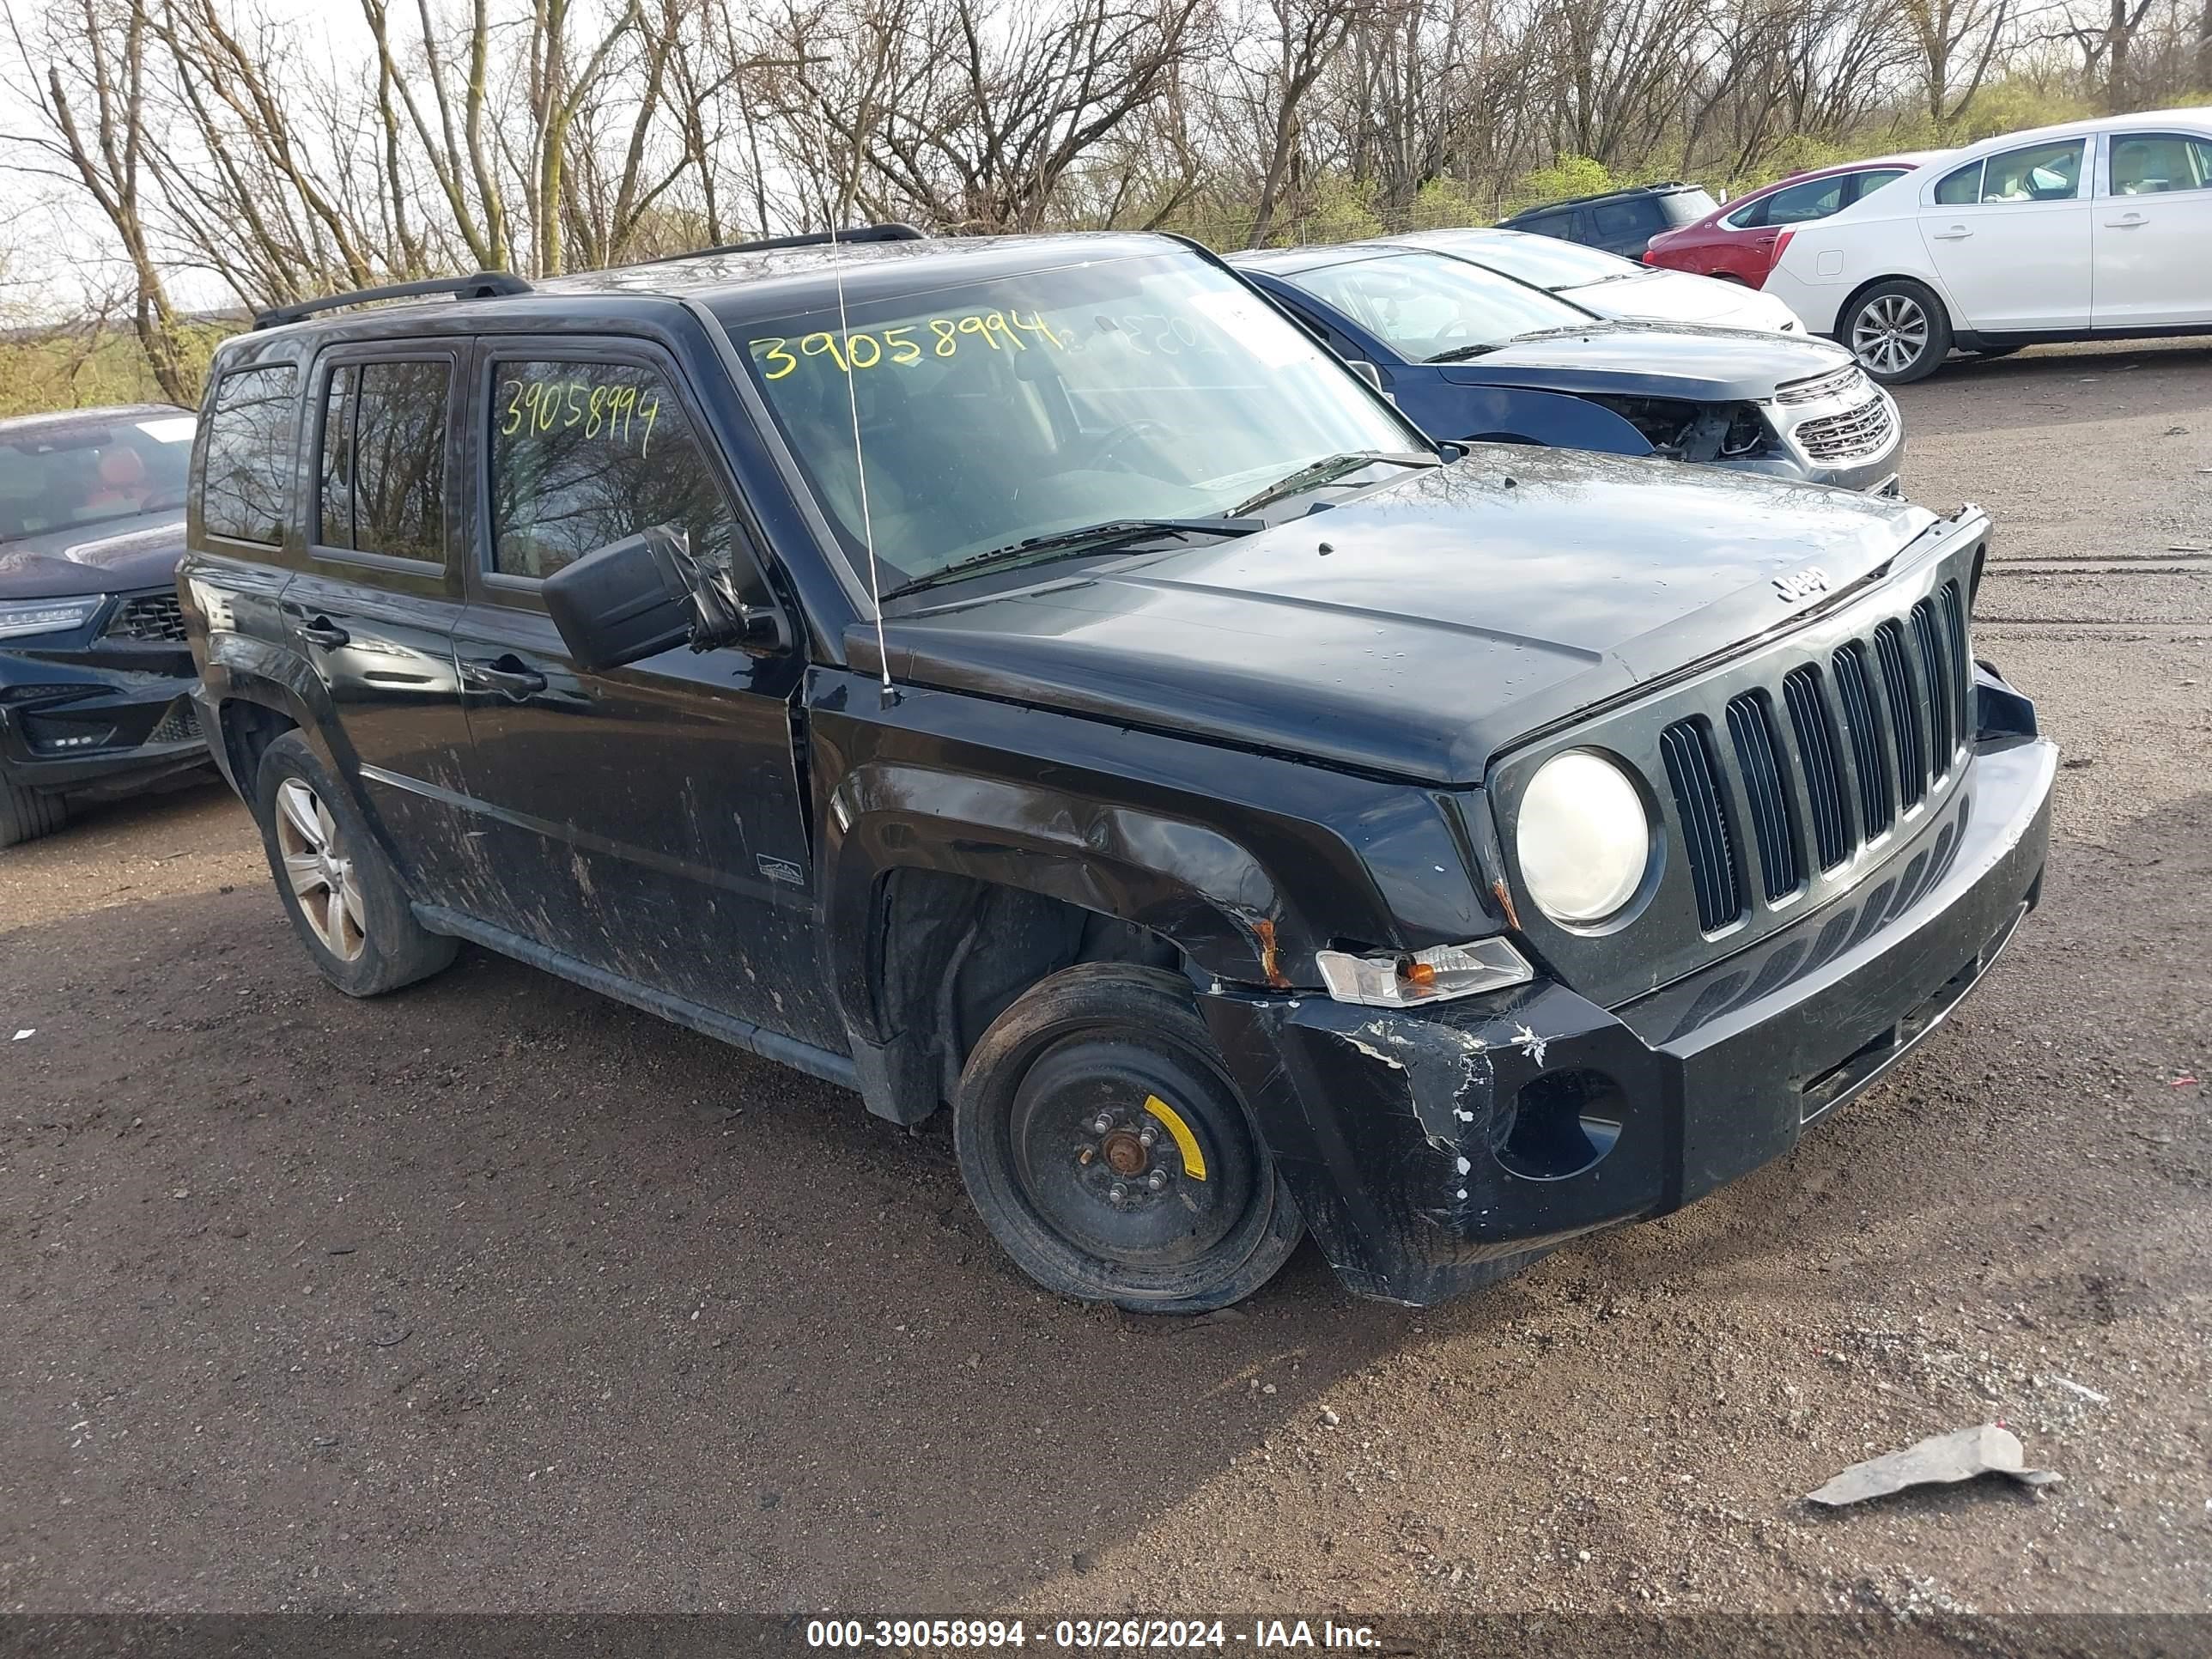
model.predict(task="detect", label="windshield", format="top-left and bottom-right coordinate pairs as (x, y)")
top-left (0, 414), bottom-right (193, 543)
top-left (1423, 232), bottom-right (1644, 289)
top-left (731, 251), bottom-right (1419, 594)
top-left (1273, 251), bottom-right (1592, 362)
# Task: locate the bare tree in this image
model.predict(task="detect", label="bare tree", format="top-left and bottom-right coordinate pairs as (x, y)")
top-left (2, 0), bottom-right (195, 401)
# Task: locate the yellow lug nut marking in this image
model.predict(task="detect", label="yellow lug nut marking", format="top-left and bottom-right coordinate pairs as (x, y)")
top-left (1142, 1094), bottom-right (1206, 1182)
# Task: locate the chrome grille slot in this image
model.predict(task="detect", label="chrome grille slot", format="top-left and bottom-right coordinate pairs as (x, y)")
top-left (1833, 641), bottom-right (1893, 837)
top-left (1873, 618), bottom-right (1927, 806)
top-left (1911, 596), bottom-right (1954, 767)
top-left (1726, 693), bottom-right (1801, 902)
top-left (1783, 665), bottom-right (1850, 872)
top-left (1660, 720), bottom-right (1741, 933)
top-left (1790, 395), bottom-right (1895, 461)
top-left (1774, 365), bottom-right (1868, 405)
top-left (1938, 580), bottom-right (1970, 763)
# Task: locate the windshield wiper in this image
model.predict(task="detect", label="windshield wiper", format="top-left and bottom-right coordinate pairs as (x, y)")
top-left (1427, 343), bottom-right (1507, 363)
top-left (1231, 451), bottom-right (1436, 515)
top-left (879, 516), bottom-right (1261, 601)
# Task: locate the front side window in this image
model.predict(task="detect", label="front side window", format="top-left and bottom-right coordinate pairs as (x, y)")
top-left (1979, 140), bottom-right (2084, 202)
top-left (0, 413), bottom-right (191, 543)
top-left (1760, 174), bottom-right (1849, 226)
top-left (1281, 252), bottom-right (1589, 364)
top-left (318, 360), bottom-right (450, 561)
top-left (489, 358), bottom-right (732, 580)
top-left (726, 251), bottom-right (1419, 593)
top-left (201, 365), bottom-right (297, 544)
top-left (2109, 133), bottom-right (2212, 195)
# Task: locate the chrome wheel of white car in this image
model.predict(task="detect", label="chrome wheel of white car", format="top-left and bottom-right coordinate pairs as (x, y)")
top-left (1844, 279), bottom-right (1952, 385)
top-left (1852, 295), bottom-right (1927, 375)
top-left (275, 777), bottom-right (368, 961)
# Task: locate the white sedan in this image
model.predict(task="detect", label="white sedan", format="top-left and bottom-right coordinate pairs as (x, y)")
top-left (1764, 109), bottom-right (2212, 382)
top-left (1386, 227), bottom-right (1805, 334)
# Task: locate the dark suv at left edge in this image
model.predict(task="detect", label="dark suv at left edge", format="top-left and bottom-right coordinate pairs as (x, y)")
top-left (1, 405), bottom-right (209, 845)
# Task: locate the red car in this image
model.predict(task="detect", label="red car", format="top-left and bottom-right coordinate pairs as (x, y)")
top-left (1643, 153), bottom-right (1943, 288)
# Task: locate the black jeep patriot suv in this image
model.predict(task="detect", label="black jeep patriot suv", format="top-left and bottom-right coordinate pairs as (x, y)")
top-left (178, 227), bottom-right (2056, 1310)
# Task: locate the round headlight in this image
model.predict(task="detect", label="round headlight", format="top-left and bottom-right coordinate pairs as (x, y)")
top-left (1516, 750), bottom-right (1650, 923)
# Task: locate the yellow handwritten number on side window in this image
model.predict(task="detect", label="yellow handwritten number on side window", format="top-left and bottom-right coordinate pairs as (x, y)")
top-left (499, 377), bottom-right (663, 459)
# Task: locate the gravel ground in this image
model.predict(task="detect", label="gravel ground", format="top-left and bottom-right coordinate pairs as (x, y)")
top-left (1, 339), bottom-right (2207, 1620)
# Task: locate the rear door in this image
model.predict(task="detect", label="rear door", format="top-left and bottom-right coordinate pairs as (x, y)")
top-left (279, 344), bottom-right (476, 893)
top-left (2094, 129), bottom-right (2212, 326)
top-left (445, 337), bottom-right (839, 1048)
top-left (1919, 140), bottom-right (2093, 329)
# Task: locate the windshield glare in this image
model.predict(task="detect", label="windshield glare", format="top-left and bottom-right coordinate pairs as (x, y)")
top-left (1278, 252), bottom-right (1591, 362)
top-left (732, 252), bottom-right (1418, 592)
top-left (1424, 232), bottom-right (1641, 289)
top-left (0, 416), bottom-right (192, 543)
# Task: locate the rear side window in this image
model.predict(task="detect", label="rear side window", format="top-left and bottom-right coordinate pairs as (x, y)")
top-left (1934, 161), bottom-right (1983, 204)
top-left (200, 365), bottom-right (297, 544)
top-left (1589, 198), bottom-right (1658, 240)
top-left (318, 361), bottom-right (451, 561)
top-left (1848, 167), bottom-right (1911, 202)
top-left (488, 358), bottom-right (733, 580)
top-left (1657, 188), bottom-right (1719, 226)
top-left (2109, 132), bottom-right (2212, 194)
top-left (1515, 210), bottom-right (1572, 238)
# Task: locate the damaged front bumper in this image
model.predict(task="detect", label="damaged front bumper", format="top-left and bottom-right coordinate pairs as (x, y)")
top-left (1200, 732), bottom-right (2056, 1306)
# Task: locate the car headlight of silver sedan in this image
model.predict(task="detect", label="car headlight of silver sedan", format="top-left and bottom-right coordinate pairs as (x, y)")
top-left (1515, 750), bottom-right (1650, 923)
top-left (0, 594), bottom-right (104, 641)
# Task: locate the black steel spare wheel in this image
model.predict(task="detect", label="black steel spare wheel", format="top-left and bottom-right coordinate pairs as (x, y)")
top-left (955, 963), bottom-right (1302, 1313)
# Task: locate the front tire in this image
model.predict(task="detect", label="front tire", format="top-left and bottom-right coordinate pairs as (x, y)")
top-left (1844, 279), bottom-right (1951, 384)
top-left (0, 775), bottom-right (68, 848)
top-left (953, 963), bottom-right (1303, 1314)
top-left (252, 732), bottom-right (456, 996)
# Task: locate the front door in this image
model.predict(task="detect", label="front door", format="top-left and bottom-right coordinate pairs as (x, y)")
top-left (1919, 138), bottom-right (2093, 330)
top-left (447, 340), bottom-right (840, 1051)
top-left (2094, 130), bottom-right (2212, 327)
top-left (281, 344), bottom-right (476, 900)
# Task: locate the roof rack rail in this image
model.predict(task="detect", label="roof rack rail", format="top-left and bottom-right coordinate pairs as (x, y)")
top-left (252, 271), bottom-right (533, 331)
top-left (1507, 180), bottom-right (1699, 215)
top-left (637, 222), bottom-right (928, 267)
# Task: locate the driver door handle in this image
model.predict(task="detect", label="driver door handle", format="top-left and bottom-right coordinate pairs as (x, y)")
top-left (2106, 212), bottom-right (2148, 227)
top-left (1930, 226), bottom-right (1973, 240)
top-left (297, 618), bottom-right (349, 649)
top-left (460, 656), bottom-right (548, 701)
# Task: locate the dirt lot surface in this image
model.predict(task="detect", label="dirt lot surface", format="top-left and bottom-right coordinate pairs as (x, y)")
top-left (3, 340), bottom-right (2208, 1622)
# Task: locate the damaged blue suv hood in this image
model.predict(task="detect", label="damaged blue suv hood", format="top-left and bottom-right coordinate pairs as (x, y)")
top-left (870, 447), bottom-right (1937, 785)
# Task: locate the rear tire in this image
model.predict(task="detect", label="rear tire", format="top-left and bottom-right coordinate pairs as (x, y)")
top-left (0, 775), bottom-right (68, 848)
top-left (954, 963), bottom-right (1303, 1314)
top-left (1842, 278), bottom-right (1951, 384)
top-left (251, 732), bottom-right (456, 997)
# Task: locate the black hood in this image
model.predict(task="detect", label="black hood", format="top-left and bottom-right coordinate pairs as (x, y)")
top-left (862, 448), bottom-right (1937, 785)
top-left (1445, 322), bottom-right (1855, 403)
top-left (0, 513), bottom-right (188, 599)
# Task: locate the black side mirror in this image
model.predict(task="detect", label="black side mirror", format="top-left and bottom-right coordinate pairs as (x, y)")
top-left (543, 525), bottom-right (788, 673)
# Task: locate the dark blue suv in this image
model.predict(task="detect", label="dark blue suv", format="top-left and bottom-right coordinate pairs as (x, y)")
top-left (1230, 244), bottom-right (1904, 494)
